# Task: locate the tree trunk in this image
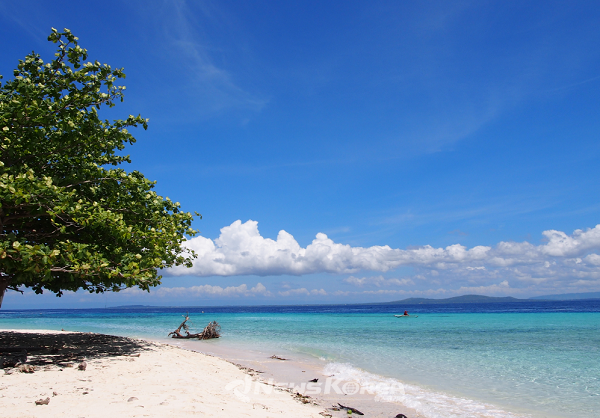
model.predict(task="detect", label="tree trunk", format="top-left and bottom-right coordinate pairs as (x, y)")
top-left (0, 279), bottom-right (7, 309)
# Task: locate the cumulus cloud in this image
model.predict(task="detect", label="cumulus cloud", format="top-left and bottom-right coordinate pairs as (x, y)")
top-left (541, 227), bottom-right (600, 257)
top-left (170, 220), bottom-right (494, 276)
top-left (584, 254), bottom-right (600, 266)
top-left (169, 221), bottom-right (600, 289)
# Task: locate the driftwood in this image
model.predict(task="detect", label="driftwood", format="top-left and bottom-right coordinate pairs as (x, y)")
top-left (168, 315), bottom-right (221, 340)
top-left (198, 321), bottom-right (221, 340)
top-left (18, 364), bottom-right (35, 373)
top-left (336, 403), bottom-right (364, 415)
top-left (294, 392), bottom-right (312, 404)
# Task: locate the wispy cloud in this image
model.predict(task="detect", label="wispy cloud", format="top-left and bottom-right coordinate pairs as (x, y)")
top-left (150, 0), bottom-right (268, 115)
top-left (344, 275), bottom-right (414, 287)
top-left (543, 74), bottom-right (600, 94)
top-left (333, 280), bottom-right (525, 298)
top-left (122, 282), bottom-right (271, 298)
top-left (120, 282), bottom-right (328, 300)
top-left (0, 3), bottom-right (50, 44)
top-left (373, 194), bottom-right (558, 228)
top-left (278, 288), bottom-right (327, 297)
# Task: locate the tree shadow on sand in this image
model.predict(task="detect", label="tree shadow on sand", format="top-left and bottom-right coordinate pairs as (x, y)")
top-left (0, 331), bottom-right (155, 368)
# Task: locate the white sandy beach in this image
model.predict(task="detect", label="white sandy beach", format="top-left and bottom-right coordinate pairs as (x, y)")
top-left (0, 329), bottom-right (327, 418)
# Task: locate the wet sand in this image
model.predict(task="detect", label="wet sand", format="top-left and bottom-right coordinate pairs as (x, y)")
top-left (173, 336), bottom-right (419, 417)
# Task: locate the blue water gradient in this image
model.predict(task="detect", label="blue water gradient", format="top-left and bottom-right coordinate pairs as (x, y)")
top-left (2, 300), bottom-right (599, 418)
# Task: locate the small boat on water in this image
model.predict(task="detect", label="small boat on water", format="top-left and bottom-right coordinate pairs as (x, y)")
top-left (394, 314), bottom-right (418, 318)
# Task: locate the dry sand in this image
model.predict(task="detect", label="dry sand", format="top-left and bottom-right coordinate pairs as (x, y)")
top-left (0, 330), bottom-right (326, 418)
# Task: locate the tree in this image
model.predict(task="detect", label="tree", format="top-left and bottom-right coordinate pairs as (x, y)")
top-left (0, 28), bottom-right (199, 308)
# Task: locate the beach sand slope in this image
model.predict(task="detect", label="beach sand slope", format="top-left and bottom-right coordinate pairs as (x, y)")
top-left (0, 330), bottom-right (325, 418)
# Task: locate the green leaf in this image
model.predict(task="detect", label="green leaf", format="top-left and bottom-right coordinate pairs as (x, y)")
top-left (0, 29), bottom-right (199, 305)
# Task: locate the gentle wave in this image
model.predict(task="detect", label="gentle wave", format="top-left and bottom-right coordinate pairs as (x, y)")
top-left (323, 362), bottom-right (531, 418)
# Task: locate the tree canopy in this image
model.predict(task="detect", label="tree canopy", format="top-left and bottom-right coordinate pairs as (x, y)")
top-left (0, 28), bottom-right (199, 307)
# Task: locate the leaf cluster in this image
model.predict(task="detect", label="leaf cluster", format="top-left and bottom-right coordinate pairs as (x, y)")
top-left (0, 29), bottom-right (199, 297)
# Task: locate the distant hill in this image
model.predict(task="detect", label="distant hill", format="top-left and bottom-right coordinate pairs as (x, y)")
top-left (529, 292), bottom-right (600, 301)
top-left (382, 294), bottom-right (525, 305)
top-left (383, 292), bottom-right (600, 305)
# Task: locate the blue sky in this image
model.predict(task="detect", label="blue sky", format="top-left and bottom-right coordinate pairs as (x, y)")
top-left (2, 0), bottom-right (600, 308)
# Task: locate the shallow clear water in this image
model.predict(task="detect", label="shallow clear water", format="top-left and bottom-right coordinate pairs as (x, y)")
top-left (1, 300), bottom-right (599, 418)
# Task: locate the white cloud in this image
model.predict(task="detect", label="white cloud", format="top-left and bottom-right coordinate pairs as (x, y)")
top-left (585, 254), bottom-right (600, 266)
top-left (344, 275), bottom-right (414, 287)
top-left (162, 1), bottom-right (268, 114)
top-left (454, 280), bottom-right (512, 295)
top-left (171, 220), bottom-right (496, 276)
top-left (278, 288), bottom-right (327, 297)
top-left (541, 227), bottom-right (600, 257)
top-left (121, 282), bottom-right (271, 298)
top-left (332, 286), bottom-right (497, 298)
top-left (167, 220), bottom-right (600, 295)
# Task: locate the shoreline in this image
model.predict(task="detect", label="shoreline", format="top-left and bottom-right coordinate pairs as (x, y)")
top-left (170, 336), bottom-right (419, 418)
top-left (2, 306), bottom-right (596, 418)
top-left (1, 329), bottom-right (417, 418)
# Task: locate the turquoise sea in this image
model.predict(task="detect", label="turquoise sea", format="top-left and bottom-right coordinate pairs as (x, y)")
top-left (1, 300), bottom-right (599, 418)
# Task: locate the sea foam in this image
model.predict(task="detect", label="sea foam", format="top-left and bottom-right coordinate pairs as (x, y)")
top-left (323, 362), bottom-right (531, 418)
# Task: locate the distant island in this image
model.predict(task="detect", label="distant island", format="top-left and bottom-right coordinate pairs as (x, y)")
top-left (529, 291), bottom-right (600, 301)
top-left (104, 292), bottom-right (600, 309)
top-left (383, 292), bottom-right (600, 305)
top-left (382, 295), bottom-right (523, 305)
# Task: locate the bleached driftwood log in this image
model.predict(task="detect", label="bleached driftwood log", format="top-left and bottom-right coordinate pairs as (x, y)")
top-left (168, 315), bottom-right (221, 340)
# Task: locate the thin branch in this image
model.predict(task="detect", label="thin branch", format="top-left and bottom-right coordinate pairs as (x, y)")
top-left (7, 286), bottom-right (24, 294)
